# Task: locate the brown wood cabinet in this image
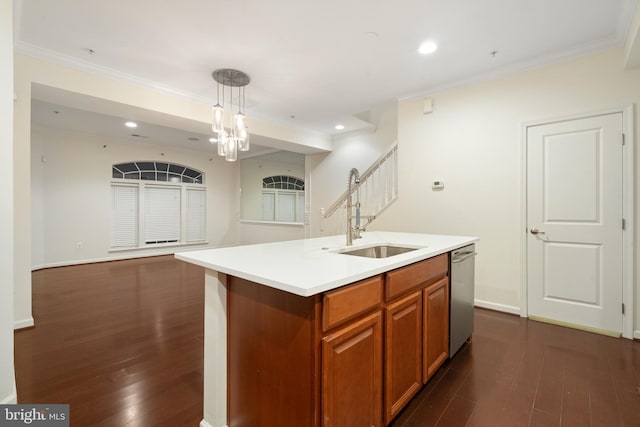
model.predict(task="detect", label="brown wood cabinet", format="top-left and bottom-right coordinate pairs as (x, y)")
top-left (321, 275), bottom-right (384, 426)
top-left (382, 253), bottom-right (449, 423)
top-left (423, 276), bottom-right (450, 382)
top-left (322, 275), bottom-right (383, 332)
top-left (384, 291), bottom-right (422, 424)
top-left (322, 311), bottom-right (383, 427)
top-left (227, 275), bottom-right (322, 427)
top-left (226, 254), bottom-right (450, 427)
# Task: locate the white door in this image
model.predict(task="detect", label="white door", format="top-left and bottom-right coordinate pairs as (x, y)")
top-left (527, 113), bottom-right (623, 335)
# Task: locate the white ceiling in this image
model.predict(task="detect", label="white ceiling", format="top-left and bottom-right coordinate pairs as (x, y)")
top-left (31, 99), bottom-right (283, 158)
top-left (16, 0), bottom-right (639, 137)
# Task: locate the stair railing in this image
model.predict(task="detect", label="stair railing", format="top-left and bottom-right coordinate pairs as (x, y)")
top-left (321, 141), bottom-right (398, 235)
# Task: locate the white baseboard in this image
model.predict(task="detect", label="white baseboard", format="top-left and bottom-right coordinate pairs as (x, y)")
top-left (634, 330), bottom-right (640, 340)
top-left (200, 420), bottom-right (225, 427)
top-left (31, 251), bottom-right (176, 271)
top-left (14, 317), bottom-right (34, 330)
top-left (1, 392), bottom-right (17, 404)
top-left (474, 299), bottom-right (521, 316)
top-left (31, 243), bottom-right (213, 271)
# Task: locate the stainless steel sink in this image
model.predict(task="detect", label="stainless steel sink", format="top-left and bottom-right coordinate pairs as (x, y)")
top-left (338, 245), bottom-right (419, 258)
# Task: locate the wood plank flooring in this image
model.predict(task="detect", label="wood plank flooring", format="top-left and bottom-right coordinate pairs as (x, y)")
top-left (390, 309), bottom-right (640, 427)
top-left (15, 256), bottom-right (204, 427)
top-left (15, 256), bottom-right (640, 426)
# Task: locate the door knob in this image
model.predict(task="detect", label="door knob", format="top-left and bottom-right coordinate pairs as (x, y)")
top-left (530, 228), bottom-right (545, 235)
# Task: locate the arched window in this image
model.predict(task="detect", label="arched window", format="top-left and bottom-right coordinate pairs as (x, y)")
top-left (112, 161), bottom-right (203, 184)
top-left (262, 175), bottom-right (304, 190)
top-left (111, 161), bottom-right (206, 248)
top-left (261, 175), bottom-right (305, 223)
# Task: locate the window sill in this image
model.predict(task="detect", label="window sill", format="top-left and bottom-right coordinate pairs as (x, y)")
top-left (239, 220), bottom-right (304, 227)
top-left (109, 241), bottom-right (209, 253)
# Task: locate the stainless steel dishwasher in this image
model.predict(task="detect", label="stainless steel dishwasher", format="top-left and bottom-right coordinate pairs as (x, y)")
top-left (450, 244), bottom-right (476, 357)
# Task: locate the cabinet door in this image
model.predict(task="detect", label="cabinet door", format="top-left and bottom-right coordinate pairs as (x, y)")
top-left (384, 291), bottom-right (422, 424)
top-left (322, 311), bottom-right (383, 427)
top-left (423, 277), bottom-right (449, 383)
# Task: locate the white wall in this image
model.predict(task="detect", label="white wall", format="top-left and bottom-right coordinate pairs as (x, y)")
top-left (368, 47), bottom-right (640, 330)
top-left (31, 125), bottom-right (237, 267)
top-left (237, 222), bottom-right (305, 245)
top-left (30, 129), bottom-right (44, 267)
top-left (0, 0), bottom-right (16, 403)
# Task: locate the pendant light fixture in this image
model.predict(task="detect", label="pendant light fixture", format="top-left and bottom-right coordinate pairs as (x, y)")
top-left (210, 68), bottom-right (251, 162)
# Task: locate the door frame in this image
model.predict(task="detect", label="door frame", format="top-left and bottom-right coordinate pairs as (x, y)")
top-left (519, 105), bottom-right (635, 339)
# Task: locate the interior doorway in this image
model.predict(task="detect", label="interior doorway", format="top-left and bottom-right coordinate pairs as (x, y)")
top-left (522, 107), bottom-right (634, 338)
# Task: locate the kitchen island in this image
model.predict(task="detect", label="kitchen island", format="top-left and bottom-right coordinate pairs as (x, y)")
top-left (176, 231), bottom-right (478, 427)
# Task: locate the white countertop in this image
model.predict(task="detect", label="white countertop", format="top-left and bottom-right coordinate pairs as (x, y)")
top-left (175, 231), bottom-right (478, 297)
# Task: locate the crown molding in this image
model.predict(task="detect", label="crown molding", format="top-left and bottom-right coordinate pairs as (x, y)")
top-left (399, 37), bottom-right (624, 102)
top-left (13, 41), bottom-right (333, 138)
top-left (618, 0), bottom-right (640, 42)
top-left (14, 41), bottom-right (215, 105)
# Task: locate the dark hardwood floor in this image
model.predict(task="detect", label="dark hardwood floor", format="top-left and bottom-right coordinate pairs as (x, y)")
top-left (390, 309), bottom-right (640, 427)
top-left (15, 256), bottom-right (205, 427)
top-left (15, 256), bottom-right (640, 426)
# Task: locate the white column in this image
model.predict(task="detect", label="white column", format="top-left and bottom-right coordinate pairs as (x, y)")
top-left (0, 0), bottom-right (17, 404)
top-left (201, 270), bottom-right (228, 427)
top-left (12, 47), bottom-right (33, 330)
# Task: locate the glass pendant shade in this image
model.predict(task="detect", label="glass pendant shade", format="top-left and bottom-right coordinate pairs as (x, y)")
top-left (225, 136), bottom-right (238, 162)
top-left (217, 131), bottom-right (227, 156)
top-left (212, 105), bottom-right (225, 133)
top-left (233, 113), bottom-right (247, 142)
top-left (238, 127), bottom-right (250, 151)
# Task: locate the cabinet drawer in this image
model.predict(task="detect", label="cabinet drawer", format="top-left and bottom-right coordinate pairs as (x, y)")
top-left (322, 275), bottom-right (383, 332)
top-left (385, 253), bottom-right (448, 301)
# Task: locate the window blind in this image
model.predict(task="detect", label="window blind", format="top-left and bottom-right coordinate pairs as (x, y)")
top-left (262, 192), bottom-right (275, 221)
top-left (144, 186), bottom-right (181, 244)
top-left (297, 193), bottom-right (305, 223)
top-left (261, 189), bottom-right (305, 223)
top-left (111, 184), bottom-right (139, 247)
top-left (186, 188), bottom-right (206, 242)
top-left (276, 192), bottom-right (296, 222)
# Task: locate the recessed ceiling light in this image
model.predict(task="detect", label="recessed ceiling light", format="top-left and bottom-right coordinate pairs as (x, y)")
top-left (418, 41), bottom-right (438, 55)
top-left (209, 137), bottom-right (218, 143)
top-left (125, 121), bottom-right (137, 128)
top-left (335, 124), bottom-right (345, 130)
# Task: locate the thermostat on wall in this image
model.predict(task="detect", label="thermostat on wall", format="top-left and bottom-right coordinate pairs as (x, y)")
top-left (432, 180), bottom-right (444, 190)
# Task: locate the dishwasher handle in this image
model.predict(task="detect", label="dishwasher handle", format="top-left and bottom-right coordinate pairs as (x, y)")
top-left (451, 251), bottom-right (477, 263)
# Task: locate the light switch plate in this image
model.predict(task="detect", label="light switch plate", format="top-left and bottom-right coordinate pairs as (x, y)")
top-left (432, 180), bottom-right (444, 190)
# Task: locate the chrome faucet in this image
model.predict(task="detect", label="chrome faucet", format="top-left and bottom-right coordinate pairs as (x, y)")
top-left (346, 168), bottom-right (361, 246)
